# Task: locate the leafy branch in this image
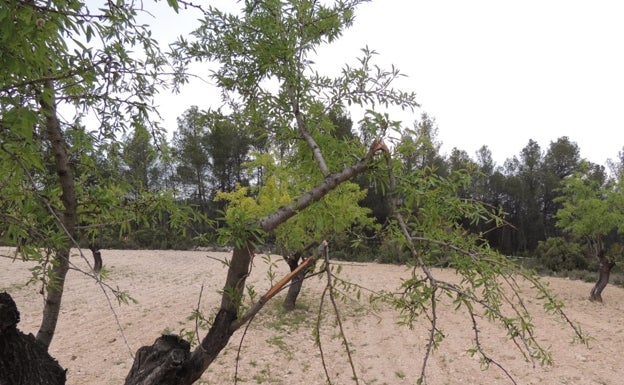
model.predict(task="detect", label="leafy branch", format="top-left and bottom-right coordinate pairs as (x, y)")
top-left (376, 140), bottom-right (586, 384)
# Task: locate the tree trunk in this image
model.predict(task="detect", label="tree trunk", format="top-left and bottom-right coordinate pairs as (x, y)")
top-left (125, 246), bottom-right (251, 385)
top-left (283, 254), bottom-right (306, 311)
top-left (124, 334), bottom-right (190, 385)
top-left (90, 246), bottom-right (103, 273)
top-left (590, 250), bottom-right (615, 302)
top-left (0, 292), bottom-right (67, 385)
top-left (37, 79), bottom-right (78, 349)
top-left (282, 242), bottom-right (321, 311)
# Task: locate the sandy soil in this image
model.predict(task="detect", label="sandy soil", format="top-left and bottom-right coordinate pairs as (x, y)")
top-left (2, 247), bottom-right (624, 385)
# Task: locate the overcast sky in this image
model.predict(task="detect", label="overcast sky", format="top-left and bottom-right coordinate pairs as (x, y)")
top-left (145, 0), bottom-right (624, 166)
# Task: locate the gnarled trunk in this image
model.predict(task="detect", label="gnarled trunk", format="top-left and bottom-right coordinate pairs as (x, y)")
top-left (0, 292), bottom-right (66, 385)
top-left (124, 246), bottom-right (251, 385)
top-left (283, 272), bottom-right (306, 310)
top-left (283, 255), bottom-right (307, 311)
top-left (590, 249), bottom-right (615, 302)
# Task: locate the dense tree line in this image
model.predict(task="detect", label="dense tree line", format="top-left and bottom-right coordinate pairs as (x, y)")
top-left (109, 108), bottom-right (624, 270)
top-left (113, 105), bottom-right (624, 304)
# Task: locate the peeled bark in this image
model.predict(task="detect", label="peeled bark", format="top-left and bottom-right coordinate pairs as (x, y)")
top-left (0, 292), bottom-right (66, 385)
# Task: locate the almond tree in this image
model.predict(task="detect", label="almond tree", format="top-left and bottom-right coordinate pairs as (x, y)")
top-left (123, 2), bottom-right (583, 385)
top-left (0, 0), bottom-right (191, 350)
top-left (556, 164), bottom-right (624, 302)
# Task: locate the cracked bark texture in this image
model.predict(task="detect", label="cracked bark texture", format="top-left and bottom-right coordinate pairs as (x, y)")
top-left (0, 292), bottom-right (66, 385)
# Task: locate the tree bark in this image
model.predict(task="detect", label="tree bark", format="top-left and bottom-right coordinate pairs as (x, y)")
top-left (590, 249), bottom-right (615, 302)
top-left (283, 254), bottom-right (306, 311)
top-left (0, 292), bottom-right (66, 385)
top-left (124, 334), bottom-right (191, 385)
top-left (37, 79), bottom-right (78, 349)
top-left (283, 242), bottom-right (322, 311)
top-left (90, 246), bottom-right (103, 273)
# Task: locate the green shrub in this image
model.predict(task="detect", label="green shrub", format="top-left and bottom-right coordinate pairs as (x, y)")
top-left (562, 269), bottom-right (596, 282)
top-left (535, 237), bottom-right (588, 272)
top-left (326, 231), bottom-right (380, 262)
top-left (376, 238), bottom-right (410, 264)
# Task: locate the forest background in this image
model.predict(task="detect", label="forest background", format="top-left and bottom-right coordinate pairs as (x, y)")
top-left (102, 108), bottom-right (624, 279)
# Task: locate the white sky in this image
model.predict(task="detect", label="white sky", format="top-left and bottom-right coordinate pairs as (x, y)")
top-left (145, 0), bottom-right (624, 166)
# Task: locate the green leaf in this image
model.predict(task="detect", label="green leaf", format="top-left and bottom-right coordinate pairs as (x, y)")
top-left (166, 0), bottom-right (179, 13)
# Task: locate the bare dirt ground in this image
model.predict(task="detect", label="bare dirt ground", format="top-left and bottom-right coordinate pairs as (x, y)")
top-left (2, 247), bottom-right (624, 385)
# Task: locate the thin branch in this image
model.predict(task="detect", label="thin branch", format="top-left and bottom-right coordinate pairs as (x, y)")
top-left (469, 311), bottom-right (518, 385)
top-left (177, 0), bottom-right (211, 14)
top-left (498, 275), bottom-right (539, 365)
top-left (418, 287), bottom-right (438, 385)
top-left (233, 310), bottom-right (258, 385)
top-left (316, 285), bottom-right (333, 385)
top-left (432, 279), bottom-right (540, 367)
top-left (323, 242), bottom-right (360, 385)
top-left (381, 138), bottom-right (540, 382)
top-left (0, 58), bottom-right (109, 94)
top-left (260, 138), bottom-right (388, 232)
top-left (286, 84), bottom-right (329, 174)
top-left (194, 284), bottom-right (205, 346)
top-left (64, 261), bottom-right (135, 357)
top-left (205, 254), bottom-right (229, 265)
top-left (15, 0), bottom-right (109, 20)
top-left (99, 280), bottom-right (136, 358)
top-left (519, 273), bottom-right (588, 345)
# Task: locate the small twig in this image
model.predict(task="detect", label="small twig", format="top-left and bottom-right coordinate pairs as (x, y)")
top-left (316, 285), bottom-right (332, 385)
top-left (177, 0), bottom-right (210, 14)
top-left (233, 311), bottom-right (259, 385)
top-left (469, 311), bottom-right (518, 385)
top-left (194, 284), bottom-right (205, 346)
top-left (205, 254), bottom-right (229, 265)
top-left (100, 283), bottom-right (135, 358)
top-left (498, 275), bottom-right (537, 365)
top-left (419, 287), bottom-right (438, 384)
top-left (322, 242), bottom-right (360, 385)
top-left (327, 261), bottom-right (370, 267)
top-left (382, 147), bottom-right (437, 283)
top-left (521, 273), bottom-right (587, 345)
top-left (65, 260), bottom-right (135, 357)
